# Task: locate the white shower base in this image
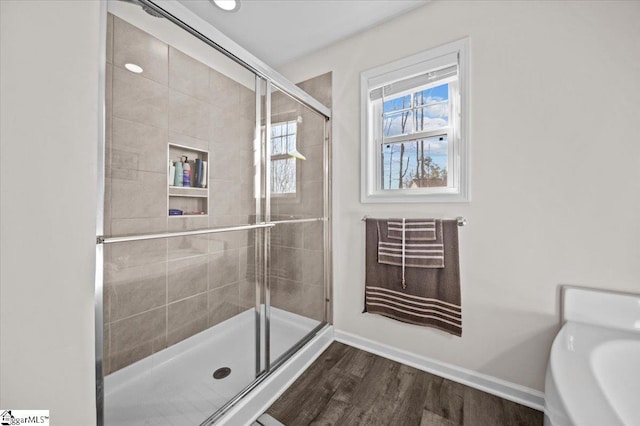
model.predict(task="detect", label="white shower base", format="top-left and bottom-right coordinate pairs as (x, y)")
top-left (105, 307), bottom-right (322, 426)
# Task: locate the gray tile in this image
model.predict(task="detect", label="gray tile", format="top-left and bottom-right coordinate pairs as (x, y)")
top-left (238, 245), bottom-right (256, 282)
top-left (103, 174), bottom-right (112, 238)
top-left (301, 249), bottom-right (324, 286)
top-left (167, 293), bottom-right (208, 346)
top-left (111, 170), bottom-right (166, 219)
top-left (238, 85), bottom-right (256, 121)
top-left (103, 324), bottom-right (111, 376)
top-left (271, 222), bottom-right (303, 249)
top-left (208, 232), bottom-right (240, 253)
top-left (168, 235), bottom-right (209, 260)
top-left (105, 62), bottom-right (113, 189)
top-left (169, 47), bottom-right (209, 102)
top-left (104, 239), bottom-right (167, 270)
top-left (299, 109), bottom-right (326, 148)
top-left (209, 215), bottom-right (251, 227)
top-left (208, 144), bottom-right (253, 184)
top-left (106, 261), bottom-right (167, 321)
top-left (110, 307), bottom-right (167, 372)
top-left (106, 13), bottom-right (114, 65)
top-left (112, 117), bottom-right (168, 173)
top-left (110, 149), bottom-right (140, 181)
top-left (299, 180), bottom-right (324, 217)
top-left (111, 217), bottom-right (167, 235)
top-left (296, 72), bottom-right (332, 109)
top-left (209, 69), bottom-right (240, 110)
top-left (209, 179), bottom-right (243, 217)
top-left (169, 90), bottom-right (211, 140)
top-left (113, 17), bottom-right (168, 85)
top-left (208, 249), bottom-right (239, 289)
top-left (238, 278), bottom-right (256, 311)
top-left (271, 246), bottom-right (302, 282)
top-left (300, 144), bottom-right (324, 182)
top-left (168, 216), bottom-right (208, 232)
top-left (168, 254), bottom-right (208, 302)
top-left (302, 221), bottom-right (324, 251)
top-left (208, 283), bottom-right (239, 327)
top-left (103, 283), bottom-right (111, 324)
top-left (112, 66), bottom-right (168, 129)
top-left (301, 284), bottom-right (325, 322)
top-left (270, 277), bottom-right (303, 315)
top-left (269, 278), bottom-right (324, 322)
top-left (169, 132), bottom-right (209, 153)
top-left (106, 62), bottom-right (113, 158)
top-left (208, 216), bottom-right (251, 252)
top-left (210, 105), bottom-right (254, 146)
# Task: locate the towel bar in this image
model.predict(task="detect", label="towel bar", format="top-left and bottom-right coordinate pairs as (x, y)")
top-left (361, 216), bottom-right (467, 227)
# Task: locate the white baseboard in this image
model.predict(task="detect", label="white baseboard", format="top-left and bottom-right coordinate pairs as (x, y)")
top-left (217, 325), bottom-right (334, 425)
top-left (335, 329), bottom-right (545, 411)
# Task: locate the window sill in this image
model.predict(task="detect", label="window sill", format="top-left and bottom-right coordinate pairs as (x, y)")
top-left (361, 190), bottom-right (470, 204)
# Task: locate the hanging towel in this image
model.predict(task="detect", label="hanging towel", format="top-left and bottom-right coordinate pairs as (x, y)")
top-left (364, 218), bottom-right (462, 336)
top-left (387, 219), bottom-right (436, 241)
top-left (377, 220), bottom-right (444, 269)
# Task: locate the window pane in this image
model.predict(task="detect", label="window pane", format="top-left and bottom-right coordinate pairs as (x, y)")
top-left (414, 83), bottom-right (448, 106)
top-left (383, 110), bottom-right (413, 137)
top-left (287, 121), bottom-right (296, 135)
top-left (271, 158), bottom-right (296, 194)
top-left (286, 135), bottom-right (296, 152)
top-left (271, 136), bottom-right (284, 155)
top-left (272, 124), bottom-right (282, 138)
top-left (415, 105), bottom-right (449, 131)
top-left (381, 136), bottom-right (448, 190)
top-left (383, 94), bottom-right (411, 113)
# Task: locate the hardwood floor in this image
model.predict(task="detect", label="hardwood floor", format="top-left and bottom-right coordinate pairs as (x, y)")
top-left (266, 342), bottom-right (543, 426)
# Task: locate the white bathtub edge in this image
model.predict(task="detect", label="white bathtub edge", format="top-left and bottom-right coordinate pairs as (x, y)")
top-left (216, 324), bottom-right (334, 425)
top-left (335, 329), bottom-right (545, 412)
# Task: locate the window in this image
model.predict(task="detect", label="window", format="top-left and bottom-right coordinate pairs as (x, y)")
top-left (361, 39), bottom-right (469, 202)
top-left (271, 120), bottom-right (297, 195)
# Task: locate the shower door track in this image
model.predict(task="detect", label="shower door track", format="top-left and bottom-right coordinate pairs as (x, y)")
top-left (96, 222), bottom-right (275, 245)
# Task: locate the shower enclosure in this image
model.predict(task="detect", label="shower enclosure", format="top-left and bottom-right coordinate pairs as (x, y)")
top-left (95, 1), bottom-right (331, 424)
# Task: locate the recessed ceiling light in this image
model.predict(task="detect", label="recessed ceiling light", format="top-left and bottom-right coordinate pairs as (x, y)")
top-left (124, 63), bottom-right (143, 74)
top-left (211, 0), bottom-right (240, 12)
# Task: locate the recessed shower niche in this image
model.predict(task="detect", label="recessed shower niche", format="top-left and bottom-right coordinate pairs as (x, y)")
top-left (168, 143), bottom-right (209, 217)
top-left (98, 1), bottom-right (331, 425)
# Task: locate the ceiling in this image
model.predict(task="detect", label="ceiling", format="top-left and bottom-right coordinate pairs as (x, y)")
top-left (177, 0), bottom-right (430, 67)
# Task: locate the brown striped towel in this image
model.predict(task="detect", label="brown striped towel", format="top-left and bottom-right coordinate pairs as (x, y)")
top-left (387, 219), bottom-right (436, 241)
top-left (364, 218), bottom-right (462, 336)
top-left (377, 220), bottom-right (444, 269)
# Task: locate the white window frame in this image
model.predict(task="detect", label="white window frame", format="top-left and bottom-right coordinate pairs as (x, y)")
top-left (361, 38), bottom-right (470, 203)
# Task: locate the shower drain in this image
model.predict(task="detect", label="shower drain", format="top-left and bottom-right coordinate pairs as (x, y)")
top-left (213, 367), bottom-right (231, 380)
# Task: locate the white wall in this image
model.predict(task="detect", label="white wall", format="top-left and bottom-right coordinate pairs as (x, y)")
top-left (0, 1), bottom-right (100, 424)
top-left (279, 0), bottom-right (640, 391)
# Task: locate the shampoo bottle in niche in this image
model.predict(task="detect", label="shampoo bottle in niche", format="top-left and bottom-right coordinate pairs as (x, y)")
top-left (182, 156), bottom-right (191, 187)
top-left (174, 158), bottom-right (183, 187)
top-left (169, 160), bottom-right (176, 186)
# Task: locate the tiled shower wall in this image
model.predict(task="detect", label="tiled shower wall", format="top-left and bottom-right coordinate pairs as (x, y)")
top-left (103, 14), bottom-right (256, 375)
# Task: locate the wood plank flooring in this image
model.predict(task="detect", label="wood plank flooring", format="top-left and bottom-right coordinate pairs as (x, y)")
top-left (266, 342), bottom-right (543, 426)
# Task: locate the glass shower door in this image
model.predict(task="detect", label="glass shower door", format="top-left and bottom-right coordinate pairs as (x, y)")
top-left (265, 86), bottom-right (329, 368)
